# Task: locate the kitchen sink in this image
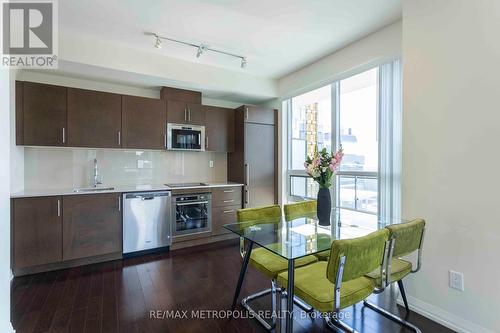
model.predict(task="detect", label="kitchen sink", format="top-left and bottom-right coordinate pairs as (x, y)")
top-left (73, 187), bottom-right (115, 193)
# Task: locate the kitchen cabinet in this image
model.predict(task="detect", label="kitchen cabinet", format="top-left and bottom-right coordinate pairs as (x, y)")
top-left (67, 88), bottom-right (122, 148)
top-left (228, 106), bottom-right (277, 208)
top-left (12, 196), bottom-right (63, 268)
top-left (204, 105), bottom-right (234, 152)
top-left (62, 193), bottom-right (122, 261)
top-left (211, 187), bottom-right (242, 236)
top-left (166, 101), bottom-right (204, 125)
top-left (161, 86), bottom-right (204, 125)
top-left (16, 81), bottom-right (67, 146)
top-left (241, 105), bottom-right (276, 125)
top-left (122, 95), bottom-right (166, 149)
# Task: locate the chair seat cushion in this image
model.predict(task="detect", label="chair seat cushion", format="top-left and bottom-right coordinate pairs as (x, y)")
top-left (277, 261), bottom-right (375, 313)
top-left (315, 250), bottom-right (329, 261)
top-left (250, 247), bottom-right (318, 279)
top-left (365, 258), bottom-right (412, 285)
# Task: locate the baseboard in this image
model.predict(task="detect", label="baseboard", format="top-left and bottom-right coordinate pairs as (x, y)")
top-left (396, 295), bottom-right (494, 333)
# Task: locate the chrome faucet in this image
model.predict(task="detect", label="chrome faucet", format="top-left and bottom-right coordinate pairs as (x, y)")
top-left (93, 158), bottom-right (102, 187)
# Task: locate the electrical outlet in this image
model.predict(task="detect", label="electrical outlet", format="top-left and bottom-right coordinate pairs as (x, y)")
top-left (209, 160), bottom-right (214, 168)
top-left (449, 270), bottom-right (464, 291)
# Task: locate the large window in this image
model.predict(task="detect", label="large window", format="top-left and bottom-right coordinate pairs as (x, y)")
top-left (286, 60), bottom-right (401, 218)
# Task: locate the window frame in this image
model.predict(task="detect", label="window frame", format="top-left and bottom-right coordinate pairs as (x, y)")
top-left (285, 60), bottom-right (401, 221)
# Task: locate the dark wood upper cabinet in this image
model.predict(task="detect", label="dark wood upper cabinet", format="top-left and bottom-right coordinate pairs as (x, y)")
top-left (166, 100), bottom-right (188, 124)
top-left (204, 105), bottom-right (234, 152)
top-left (17, 81), bottom-right (67, 146)
top-left (240, 105), bottom-right (276, 125)
top-left (12, 196), bottom-right (62, 269)
top-left (62, 193), bottom-right (122, 261)
top-left (67, 88), bottom-right (122, 148)
top-left (162, 86), bottom-right (204, 125)
top-left (122, 96), bottom-right (166, 149)
top-left (160, 86), bottom-right (201, 104)
top-left (186, 103), bottom-right (204, 125)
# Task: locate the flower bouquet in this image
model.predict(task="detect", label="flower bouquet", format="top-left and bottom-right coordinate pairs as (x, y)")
top-left (304, 146), bottom-right (344, 225)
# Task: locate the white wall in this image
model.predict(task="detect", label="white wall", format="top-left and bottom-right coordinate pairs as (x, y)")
top-left (402, 1), bottom-right (500, 332)
top-left (278, 20), bottom-right (402, 98)
top-left (1, 69), bottom-right (14, 332)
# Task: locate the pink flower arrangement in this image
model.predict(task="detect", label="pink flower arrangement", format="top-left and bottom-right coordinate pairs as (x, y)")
top-left (304, 146), bottom-right (344, 189)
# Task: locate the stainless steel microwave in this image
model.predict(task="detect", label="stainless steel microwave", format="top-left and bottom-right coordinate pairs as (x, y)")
top-left (167, 123), bottom-right (205, 151)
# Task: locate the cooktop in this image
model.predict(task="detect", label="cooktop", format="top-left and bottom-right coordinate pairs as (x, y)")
top-left (165, 182), bottom-right (209, 188)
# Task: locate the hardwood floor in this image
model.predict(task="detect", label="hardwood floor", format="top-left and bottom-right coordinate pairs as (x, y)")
top-left (11, 241), bottom-right (455, 333)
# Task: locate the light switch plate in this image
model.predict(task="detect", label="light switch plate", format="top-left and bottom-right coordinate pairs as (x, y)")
top-left (449, 270), bottom-right (464, 291)
top-left (209, 160), bottom-right (214, 168)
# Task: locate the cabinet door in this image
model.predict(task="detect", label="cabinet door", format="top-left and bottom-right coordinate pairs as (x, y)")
top-left (63, 193), bottom-right (122, 260)
top-left (186, 103), bottom-right (205, 125)
top-left (122, 96), bottom-right (166, 149)
top-left (243, 105), bottom-right (276, 125)
top-left (13, 197), bottom-right (62, 268)
top-left (20, 82), bottom-right (67, 146)
top-left (166, 100), bottom-right (188, 124)
top-left (212, 205), bottom-right (240, 236)
top-left (204, 106), bottom-right (234, 152)
top-left (67, 88), bottom-right (122, 148)
top-left (245, 123), bottom-right (276, 207)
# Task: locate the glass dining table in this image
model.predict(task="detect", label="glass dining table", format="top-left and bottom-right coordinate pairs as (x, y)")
top-left (223, 208), bottom-right (404, 333)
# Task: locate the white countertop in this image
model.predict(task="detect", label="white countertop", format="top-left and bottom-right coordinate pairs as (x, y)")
top-left (10, 182), bottom-right (244, 198)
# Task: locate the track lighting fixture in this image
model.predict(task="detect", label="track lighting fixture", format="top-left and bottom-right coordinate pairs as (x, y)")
top-left (196, 45), bottom-right (206, 58)
top-left (154, 35), bottom-right (162, 49)
top-left (151, 33), bottom-right (247, 69)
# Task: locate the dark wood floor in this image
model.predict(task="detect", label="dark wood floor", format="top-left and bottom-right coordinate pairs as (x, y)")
top-left (11, 241), bottom-right (455, 333)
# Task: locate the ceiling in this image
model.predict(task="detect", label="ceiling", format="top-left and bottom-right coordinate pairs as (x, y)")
top-left (59, 0), bottom-right (401, 79)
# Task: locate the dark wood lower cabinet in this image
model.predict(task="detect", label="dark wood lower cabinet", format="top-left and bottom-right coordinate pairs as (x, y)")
top-left (212, 205), bottom-right (239, 236)
top-left (12, 196), bottom-right (62, 269)
top-left (62, 193), bottom-right (122, 261)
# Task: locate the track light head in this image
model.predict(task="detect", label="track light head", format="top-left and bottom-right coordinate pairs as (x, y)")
top-left (154, 35), bottom-right (162, 49)
top-left (196, 45), bottom-right (206, 58)
top-left (241, 57), bottom-right (247, 69)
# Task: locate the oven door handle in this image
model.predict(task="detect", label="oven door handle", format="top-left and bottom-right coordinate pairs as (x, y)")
top-left (175, 201), bottom-right (209, 206)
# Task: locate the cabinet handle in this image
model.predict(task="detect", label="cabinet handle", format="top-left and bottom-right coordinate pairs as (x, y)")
top-left (205, 136), bottom-right (208, 149)
top-left (184, 108), bottom-right (187, 122)
top-left (223, 210), bottom-right (235, 214)
top-left (245, 189), bottom-right (249, 206)
top-left (245, 163), bottom-right (250, 186)
top-left (62, 128), bottom-right (66, 144)
top-left (223, 190), bottom-right (235, 193)
top-left (245, 107), bottom-right (249, 119)
top-left (223, 200), bottom-right (234, 203)
top-left (164, 133), bottom-right (167, 148)
top-left (57, 199), bottom-right (61, 217)
top-left (118, 196), bottom-right (121, 212)
top-left (188, 108), bottom-right (191, 122)
top-left (118, 131), bottom-right (121, 146)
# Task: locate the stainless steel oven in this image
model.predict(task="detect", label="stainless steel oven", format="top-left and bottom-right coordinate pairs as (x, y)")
top-left (172, 193), bottom-right (211, 236)
top-left (167, 123), bottom-right (205, 151)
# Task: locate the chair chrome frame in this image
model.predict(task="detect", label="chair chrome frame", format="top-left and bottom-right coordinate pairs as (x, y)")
top-left (323, 239), bottom-right (392, 332)
top-left (238, 236), bottom-right (314, 331)
top-left (363, 228), bottom-right (426, 333)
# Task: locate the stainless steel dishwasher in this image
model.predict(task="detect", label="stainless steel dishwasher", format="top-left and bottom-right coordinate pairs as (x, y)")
top-left (122, 191), bottom-right (172, 254)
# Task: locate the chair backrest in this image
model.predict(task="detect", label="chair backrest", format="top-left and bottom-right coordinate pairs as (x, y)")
top-left (326, 229), bottom-right (389, 283)
top-left (237, 205), bottom-right (282, 224)
top-left (386, 219), bottom-right (425, 257)
top-left (283, 200), bottom-right (316, 220)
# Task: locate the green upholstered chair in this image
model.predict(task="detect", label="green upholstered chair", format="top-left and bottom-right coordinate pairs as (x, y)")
top-left (364, 218), bottom-right (426, 333)
top-left (284, 200), bottom-right (330, 261)
top-left (236, 205), bottom-right (318, 330)
top-left (277, 229), bottom-right (390, 332)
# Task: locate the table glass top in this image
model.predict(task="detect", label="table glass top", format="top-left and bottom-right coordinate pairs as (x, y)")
top-left (223, 208), bottom-right (406, 260)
